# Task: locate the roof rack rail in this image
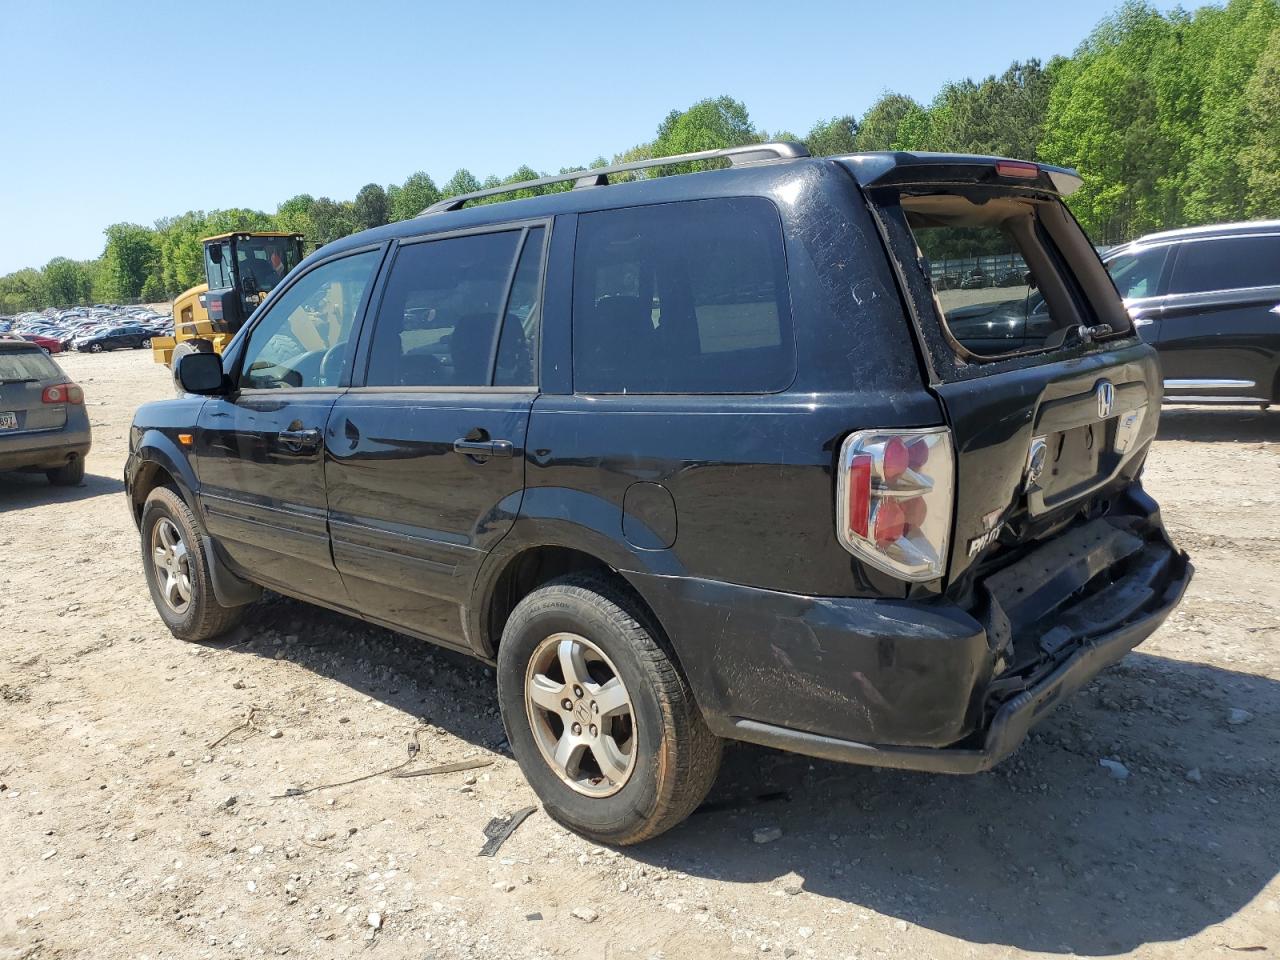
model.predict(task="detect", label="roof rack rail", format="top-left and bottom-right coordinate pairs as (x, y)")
top-left (419, 141), bottom-right (810, 215)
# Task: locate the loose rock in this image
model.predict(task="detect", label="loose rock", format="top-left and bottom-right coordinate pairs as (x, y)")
top-left (753, 826), bottom-right (783, 844)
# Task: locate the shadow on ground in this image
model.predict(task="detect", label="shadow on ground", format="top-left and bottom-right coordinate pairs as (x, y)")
top-left (213, 595), bottom-right (1278, 956)
top-left (0, 471), bottom-right (123, 512)
top-left (1157, 406), bottom-right (1280, 443)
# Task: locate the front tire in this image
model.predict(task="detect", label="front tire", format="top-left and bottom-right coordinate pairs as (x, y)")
top-left (89, 343), bottom-right (102, 353)
top-left (497, 575), bottom-right (722, 845)
top-left (140, 486), bottom-right (245, 641)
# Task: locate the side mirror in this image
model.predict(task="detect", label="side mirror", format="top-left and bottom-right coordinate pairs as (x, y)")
top-left (175, 351), bottom-right (226, 395)
top-left (208, 245), bottom-right (223, 264)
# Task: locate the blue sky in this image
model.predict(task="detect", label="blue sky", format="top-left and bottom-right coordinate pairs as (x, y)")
top-left (0, 0), bottom-right (1182, 275)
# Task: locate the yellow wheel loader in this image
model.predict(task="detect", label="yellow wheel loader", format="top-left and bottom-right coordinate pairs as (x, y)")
top-left (152, 232), bottom-right (305, 366)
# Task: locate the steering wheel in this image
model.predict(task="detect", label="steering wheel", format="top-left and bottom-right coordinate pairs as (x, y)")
top-left (318, 341), bottom-right (347, 386)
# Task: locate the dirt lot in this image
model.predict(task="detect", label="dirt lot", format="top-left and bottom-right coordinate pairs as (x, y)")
top-left (1, 349), bottom-right (1277, 960)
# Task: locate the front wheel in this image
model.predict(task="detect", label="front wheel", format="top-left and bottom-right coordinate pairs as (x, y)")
top-left (497, 575), bottom-right (722, 845)
top-left (140, 486), bottom-right (246, 641)
top-left (89, 343), bottom-right (102, 353)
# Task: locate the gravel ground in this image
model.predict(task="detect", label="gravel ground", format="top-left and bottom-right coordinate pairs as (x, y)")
top-left (1, 349), bottom-right (1277, 960)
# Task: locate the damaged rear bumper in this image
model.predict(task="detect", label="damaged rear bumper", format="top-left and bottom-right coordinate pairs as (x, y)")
top-left (631, 487), bottom-right (1192, 774)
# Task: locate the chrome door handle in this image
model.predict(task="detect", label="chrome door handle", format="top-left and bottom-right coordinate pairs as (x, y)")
top-left (279, 427), bottom-right (321, 453)
top-left (453, 438), bottom-right (514, 459)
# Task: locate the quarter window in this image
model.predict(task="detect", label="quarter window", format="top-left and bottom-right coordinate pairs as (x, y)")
top-left (1169, 235), bottom-right (1280, 294)
top-left (572, 198), bottom-right (793, 394)
top-left (239, 250), bottom-right (378, 390)
top-left (364, 230), bottom-right (528, 388)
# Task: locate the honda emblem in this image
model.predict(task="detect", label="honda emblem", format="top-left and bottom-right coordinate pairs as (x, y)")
top-left (1096, 380), bottom-right (1115, 419)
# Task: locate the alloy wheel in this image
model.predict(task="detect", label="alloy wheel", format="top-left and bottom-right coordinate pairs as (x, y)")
top-left (524, 632), bottom-right (637, 797)
top-left (151, 517), bottom-right (192, 613)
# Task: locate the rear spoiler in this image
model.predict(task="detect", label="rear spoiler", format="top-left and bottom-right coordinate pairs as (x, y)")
top-left (839, 152), bottom-right (1083, 197)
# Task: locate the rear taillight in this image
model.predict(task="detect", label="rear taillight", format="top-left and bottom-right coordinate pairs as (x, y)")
top-left (836, 427), bottom-right (954, 582)
top-left (42, 383), bottom-right (84, 405)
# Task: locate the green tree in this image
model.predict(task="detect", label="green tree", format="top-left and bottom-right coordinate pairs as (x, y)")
top-left (99, 223), bottom-right (158, 302)
top-left (651, 96), bottom-right (759, 173)
top-left (853, 94), bottom-right (927, 151)
top-left (1242, 27), bottom-right (1280, 214)
top-left (1184, 0), bottom-right (1280, 222)
top-left (442, 169), bottom-right (482, 197)
top-left (353, 183), bottom-right (389, 230)
top-left (0, 268), bottom-right (47, 313)
top-left (42, 257), bottom-right (92, 306)
top-left (389, 171), bottom-right (441, 220)
top-left (804, 116), bottom-right (858, 156)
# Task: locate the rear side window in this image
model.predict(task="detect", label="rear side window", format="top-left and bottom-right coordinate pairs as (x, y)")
top-left (572, 197), bottom-right (793, 394)
top-left (365, 230), bottom-right (530, 388)
top-left (1168, 235), bottom-right (1280, 294)
top-left (0, 347), bottom-right (59, 382)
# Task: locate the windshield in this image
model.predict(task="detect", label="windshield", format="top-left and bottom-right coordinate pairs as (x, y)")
top-left (235, 236), bottom-right (301, 294)
top-left (0, 347), bottom-right (59, 382)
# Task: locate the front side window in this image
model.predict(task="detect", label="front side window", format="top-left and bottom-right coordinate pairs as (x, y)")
top-left (1168, 235), bottom-right (1280, 295)
top-left (239, 250), bottom-right (378, 389)
top-left (364, 230), bottom-right (525, 387)
top-left (572, 197), bottom-right (793, 394)
top-left (1106, 246), bottom-right (1169, 300)
top-left (205, 240), bottom-right (234, 290)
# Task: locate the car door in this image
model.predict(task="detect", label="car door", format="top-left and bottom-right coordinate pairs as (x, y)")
top-left (324, 224), bottom-right (547, 648)
top-left (195, 246), bottom-right (384, 602)
top-left (1153, 233), bottom-right (1280, 401)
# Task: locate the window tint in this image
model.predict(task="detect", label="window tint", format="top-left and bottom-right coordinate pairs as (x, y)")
top-left (1169, 235), bottom-right (1280, 294)
top-left (1106, 246), bottom-right (1168, 299)
top-left (365, 231), bottom-right (523, 387)
top-left (240, 250), bottom-right (378, 390)
top-left (572, 198), bottom-right (792, 394)
top-left (496, 227), bottom-right (544, 387)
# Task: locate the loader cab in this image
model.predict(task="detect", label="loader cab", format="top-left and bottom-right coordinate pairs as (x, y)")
top-left (200, 232), bottom-right (304, 335)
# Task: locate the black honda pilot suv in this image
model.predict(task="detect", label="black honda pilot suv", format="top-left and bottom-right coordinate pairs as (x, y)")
top-left (126, 144), bottom-right (1191, 844)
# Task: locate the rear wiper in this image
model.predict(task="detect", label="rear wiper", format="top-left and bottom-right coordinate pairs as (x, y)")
top-left (0, 377), bottom-right (38, 385)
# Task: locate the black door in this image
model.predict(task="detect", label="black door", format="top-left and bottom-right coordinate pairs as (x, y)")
top-left (195, 248), bottom-right (383, 601)
top-left (324, 225), bottom-right (547, 647)
top-left (1153, 234), bottom-right (1280, 402)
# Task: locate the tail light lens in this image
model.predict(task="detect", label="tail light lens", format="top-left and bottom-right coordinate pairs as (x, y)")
top-left (42, 383), bottom-right (84, 405)
top-left (836, 427), bottom-right (954, 581)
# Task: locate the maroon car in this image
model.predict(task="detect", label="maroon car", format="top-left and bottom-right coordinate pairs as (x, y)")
top-left (18, 334), bottom-right (63, 354)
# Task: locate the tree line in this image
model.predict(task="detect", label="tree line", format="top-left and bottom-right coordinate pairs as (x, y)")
top-left (3, 0), bottom-right (1277, 315)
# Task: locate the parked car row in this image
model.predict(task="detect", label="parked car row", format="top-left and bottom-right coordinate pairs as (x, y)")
top-left (0, 305), bottom-right (173, 354)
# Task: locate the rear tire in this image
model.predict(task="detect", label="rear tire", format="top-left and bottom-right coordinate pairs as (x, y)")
top-left (46, 459), bottom-right (85, 486)
top-left (140, 486), bottom-right (246, 642)
top-left (496, 574), bottom-right (722, 845)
